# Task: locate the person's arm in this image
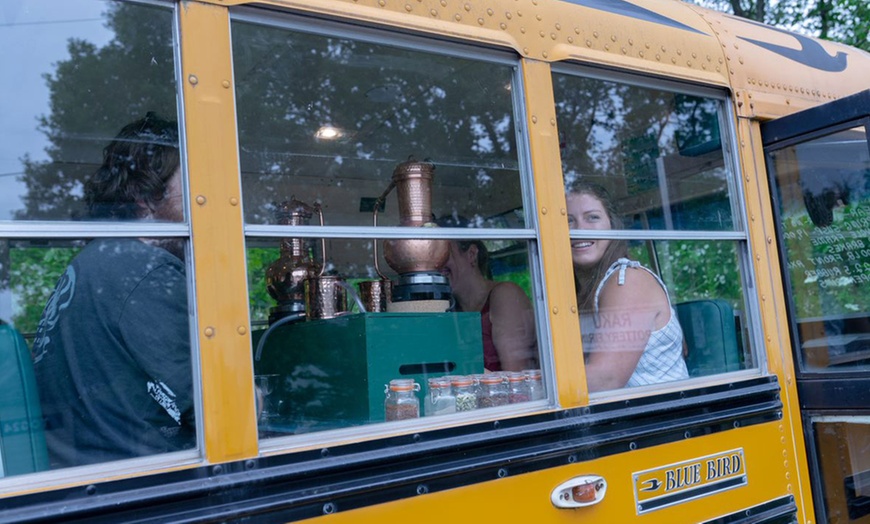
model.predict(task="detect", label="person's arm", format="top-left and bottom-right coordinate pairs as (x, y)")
top-left (119, 259), bottom-right (193, 425)
top-left (488, 282), bottom-right (538, 371)
top-left (583, 268), bottom-right (670, 392)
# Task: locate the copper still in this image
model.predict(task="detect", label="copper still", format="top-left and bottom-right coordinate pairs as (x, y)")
top-left (374, 159), bottom-right (451, 311)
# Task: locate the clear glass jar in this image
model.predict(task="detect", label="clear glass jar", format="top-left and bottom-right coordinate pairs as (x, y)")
top-left (385, 378), bottom-right (420, 421)
top-left (425, 377), bottom-right (456, 416)
top-left (452, 376), bottom-right (478, 412)
top-left (477, 375), bottom-right (509, 408)
top-left (524, 369), bottom-right (545, 401)
top-left (507, 371), bottom-right (531, 404)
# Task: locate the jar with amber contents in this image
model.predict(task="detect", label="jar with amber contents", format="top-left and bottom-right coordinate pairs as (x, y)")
top-left (477, 375), bottom-right (509, 408)
top-left (385, 379), bottom-right (420, 421)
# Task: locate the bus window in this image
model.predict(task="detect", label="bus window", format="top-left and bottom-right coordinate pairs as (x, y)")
top-left (768, 126), bottom-right (870, 372)
top-left (0, 0), bottom-right (197, 475)
top-left (553, 70), bottom-right (756, 392)
top-left (231, 12), bottom-right (544, 439)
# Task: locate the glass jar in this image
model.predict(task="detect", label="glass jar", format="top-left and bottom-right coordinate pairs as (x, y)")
top-left (385, 378), bottom-right (420, 421)
top-left (452, 376), bottom-right (478, 412)
top-left (507, 371), bottom-right (531, 404)
top-left (477, 375), bottom-right (509, 408)
top-left (524, 369), bottom-right (545, 401)
top-left (425, 377), bottom-right (456, 416)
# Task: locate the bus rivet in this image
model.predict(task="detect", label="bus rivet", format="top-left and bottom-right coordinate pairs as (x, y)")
top-left (560, 207), bottom-right (566, 215)
top-left (550, 118), bottom-right (556, 126)
top-left (552, 307), bottom-right (559, 314)
top-left (237, 326), bottom-right (247, 335)
top-left (785, 472), bottom-right (791, 480)
top-left (204, 327), bottom-right (215, 338)
top-left (230, 197), bottom-right (239, 206)
top-left (196, 195), bottom-right (207, 205)
top-left (761, 295), bottom-right (766, 301)
top-left (500, 23), bottom-right (507, 29)
top-left (541, 206), bottom-right (547, 214)
top-left (86, 485), bottom-right (97, 496)
top-left (498, 468), bottom-right (508, 478)
top-left (222, 80), bottom-right (230, 89)
top-left (188, 74), bottom-right (198, 85)
top-left (542, 51), bottom-right (548, 58)
top-left (571, 306), bottom-right (577, 314)
top-left (767, 237), bottom-right (772, 243)
top-left (323, 503), bottom-right (336, 514)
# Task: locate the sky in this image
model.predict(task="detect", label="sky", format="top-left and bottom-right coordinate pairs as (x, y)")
top-left (0, 0), bottom-right (113, 324)
top-left (0, 0), bottom-right (113, 220)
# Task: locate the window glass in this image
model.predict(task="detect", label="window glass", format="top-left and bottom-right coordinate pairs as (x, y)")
top-left (811, 417), bottom-right (870, 522)
top-left (233, 17), bottom-right (543, 438)
top-left (553, 74), bottom-right (734, 231)
top-left (768, 126), bottom-right (870, 372)
top-left (0, 0), bottom-right (180, 222)
top-left (0, 0), bottom-right (195, 477)
top-left (232, 20), bottom-right (525, 227)
top-left (555, 71), bottom-right (753, 392)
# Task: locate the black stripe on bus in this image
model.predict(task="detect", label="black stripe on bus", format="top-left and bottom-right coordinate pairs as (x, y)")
top-left (2, 376), bottom-right (782, 523)
top-left (702, 495), bottom-right (797, 524)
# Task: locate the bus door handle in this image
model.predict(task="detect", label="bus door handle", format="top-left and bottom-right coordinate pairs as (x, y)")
top-left (551, 475), bottom-right (607, 508)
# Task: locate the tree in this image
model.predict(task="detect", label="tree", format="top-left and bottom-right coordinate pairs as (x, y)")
top-left (685, 0), bottom-right (870, 51)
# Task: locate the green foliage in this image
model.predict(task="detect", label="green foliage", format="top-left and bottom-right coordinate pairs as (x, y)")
top-left (685, 0), bottom-right (870, 51)
top-left (9, 246), bottom-right (80, 334)
top-left (630, 240), bottom-right (744, 309)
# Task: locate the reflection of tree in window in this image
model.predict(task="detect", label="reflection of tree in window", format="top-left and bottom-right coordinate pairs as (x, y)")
top-left (232, 23), bottom-right (518, 224)
top-left (16, 3), bottom-right (176, 221)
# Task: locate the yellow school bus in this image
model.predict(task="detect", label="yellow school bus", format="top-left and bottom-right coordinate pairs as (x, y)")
top-left (1, 0), bottom-right (868, 522)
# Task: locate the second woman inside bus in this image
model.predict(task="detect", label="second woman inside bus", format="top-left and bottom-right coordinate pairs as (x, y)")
top-left (566, 181), bottom-right (688, 391)
top-left (436, 215), bottom-right (538, 372)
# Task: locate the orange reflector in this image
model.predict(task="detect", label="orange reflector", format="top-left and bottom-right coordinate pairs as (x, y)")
top-left (572, 483), bottom-right (598, 503)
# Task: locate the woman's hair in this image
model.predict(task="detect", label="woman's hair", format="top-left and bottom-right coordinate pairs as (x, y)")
top-left (434, 214), bottom-right (492, 279)
top-left (567, 180), bottom-right (628, 311)
top-left (86, 112), bottom-right (180, 219)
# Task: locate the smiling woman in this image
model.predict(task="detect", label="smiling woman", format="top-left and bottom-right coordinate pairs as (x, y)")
top-left (567, 182), bottom-right (689, 392)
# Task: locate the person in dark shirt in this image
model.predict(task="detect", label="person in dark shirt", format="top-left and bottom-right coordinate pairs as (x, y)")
top-left (32, 113), bottom-right (194, 468)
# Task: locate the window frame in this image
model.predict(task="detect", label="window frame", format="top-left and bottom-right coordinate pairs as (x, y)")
top-left (549, 62), bottom-right (766, 400)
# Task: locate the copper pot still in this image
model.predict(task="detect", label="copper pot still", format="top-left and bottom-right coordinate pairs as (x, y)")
top-left (305, 275), bottom-right (347, 320)
top-left (265, 199), bottom-right (321, 307)
top-left (357, 279), bottom-right (392, 313)
top-left (382, 160), bottom-right (449, 273)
